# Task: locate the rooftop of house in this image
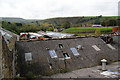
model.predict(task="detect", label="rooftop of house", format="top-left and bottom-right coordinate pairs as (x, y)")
top-left (16, 36), bottom-right (119, 76)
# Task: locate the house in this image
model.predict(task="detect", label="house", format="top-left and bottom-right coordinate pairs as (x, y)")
top-left (20, 32), bottom-right (44, 40)
top-left (15, 36), bottom-right (119, 77)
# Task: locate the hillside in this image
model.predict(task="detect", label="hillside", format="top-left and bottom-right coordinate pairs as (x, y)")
top-left (1, 16), bottom-right (118, 35)
top-left (1, 17), bottom-right (38, 23)
top-left (39, 16), bottom-right (118, 27)
top-left (1, 16), bottom-right (118, 26)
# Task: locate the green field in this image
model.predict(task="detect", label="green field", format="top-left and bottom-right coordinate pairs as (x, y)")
top-left (62, 27), bottom-right (113, 36)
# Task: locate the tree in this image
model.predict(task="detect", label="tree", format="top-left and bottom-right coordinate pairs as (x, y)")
top-left (102, 19), bottom-right (117, 26)
top-left (101, 21), bottom-right (106, 26)
top-left (15, 23), bottom-right (22, 26)
top-left (40, 26), bottom-right (47, 31)
top-left (98, 15), bottom-right (102, 18)
top-left (95, 28), bottom-right (101, 36)
top-left (94, 19), bottom-right (100, 24)
top-left (48, 27), bottom-right (53, 31)
top-left (107, 20), bottom-right (117, 26)
top-left (117, 19), bottom-right (120, 26)
top-left (62, 22), bottom-right (70, 29)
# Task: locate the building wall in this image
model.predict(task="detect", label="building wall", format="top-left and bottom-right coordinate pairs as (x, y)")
top-left (0, 27), bottom-right (18, 78)
top-left (0, 34), bottom-right (15, 79)
top-left (0, 32), bottom-right (3, 79)
top-left (2, 36), bottom-right (14, 78)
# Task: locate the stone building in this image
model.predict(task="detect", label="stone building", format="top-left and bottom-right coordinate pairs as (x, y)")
top-left (0, 27), bottom-right (119, 78)
top-left (0, 28), bottom-right (18, 79)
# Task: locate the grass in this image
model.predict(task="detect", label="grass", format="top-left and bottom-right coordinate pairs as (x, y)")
top-left (62, 27), bottom-right (113, 36)
top-left (62, 27), bottom-right (113, 33)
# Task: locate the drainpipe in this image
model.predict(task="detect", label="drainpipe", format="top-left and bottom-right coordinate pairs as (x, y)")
top-left (101, 59), bottom-right (107, 71)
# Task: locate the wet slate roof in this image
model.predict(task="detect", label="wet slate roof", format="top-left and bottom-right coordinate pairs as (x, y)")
top-left (16, 36), bottom-right (119, 76)
top-left (112, 36), bottom-right (120, 49)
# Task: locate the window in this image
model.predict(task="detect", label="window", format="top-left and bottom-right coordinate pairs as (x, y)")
top-left (92, 45), bottom-right (100, 51)
top-left (107, 44), bottom-right (116, 50)
top-left (70, 48), bottom-right (80, 56)
top-left (63, 53), bottom-right (70, 59)
top-left (25, 53), bottom-right (32, 61)
top-left (49, 50), bottom-right (57, 58)
top-left (59, 44), bottom-right (63, 49)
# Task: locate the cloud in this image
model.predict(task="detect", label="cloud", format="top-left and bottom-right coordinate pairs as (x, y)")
top-left (0, 0), bottom-right (119, 19)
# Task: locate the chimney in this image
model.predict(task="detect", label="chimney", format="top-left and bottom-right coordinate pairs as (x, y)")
top-left (101, 59), bottom-right (107, 71)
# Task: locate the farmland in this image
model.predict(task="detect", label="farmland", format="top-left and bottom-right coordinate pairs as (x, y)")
top-left (62, 27), bottom-right (113, 36)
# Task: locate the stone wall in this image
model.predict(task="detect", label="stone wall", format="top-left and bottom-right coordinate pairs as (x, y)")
top-left (0, 32), bottom-right (3, 79)
top-left (0, 27), bottom-right (18, 79)
top-left (0, 32), bottom-right (15, 79)
top-left (2, 36), bottom-right (14, 78)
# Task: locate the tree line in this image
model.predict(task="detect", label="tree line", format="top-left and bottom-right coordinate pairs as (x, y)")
top-left (2, 21), bottom-right (54, 34)
top-left (1, 21), bottom-right (71, 34)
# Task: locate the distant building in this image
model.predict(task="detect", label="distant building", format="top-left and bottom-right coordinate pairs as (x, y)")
top-left (20, 32), bottom-right (75, 40)
top-left (37, 31), bottom-right (75, 39)
top-left (92, 24), bottom-right (102, 27)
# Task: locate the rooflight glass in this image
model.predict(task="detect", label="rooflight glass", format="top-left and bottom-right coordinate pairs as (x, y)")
top-left (70, 48), bottom-right (79, 56)
top-left (49, 50), bottom-right (58, 58)
top-left (25, 53), bottom-right (32, 61)
top-left (92, 45), bottom-right (100, 51)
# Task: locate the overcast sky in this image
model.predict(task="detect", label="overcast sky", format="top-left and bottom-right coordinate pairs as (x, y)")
top-left (0, 0), bottom-right (119, 19)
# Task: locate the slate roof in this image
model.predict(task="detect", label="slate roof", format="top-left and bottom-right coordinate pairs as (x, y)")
top-left (16, 36), bottom-right (119, 76)
top-left (112, 36), bottom-right (120, 49)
